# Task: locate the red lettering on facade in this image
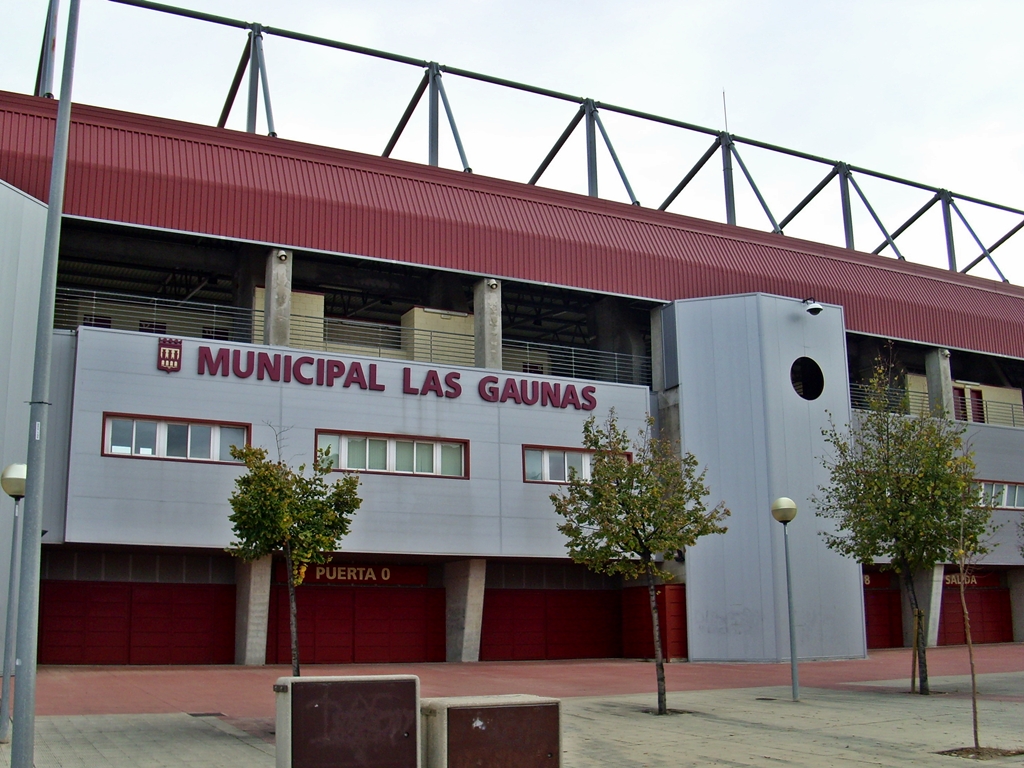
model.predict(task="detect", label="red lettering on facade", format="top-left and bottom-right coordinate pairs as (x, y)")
top-left (540, 382), bottom-right (561, 407)
top-left (403, 367), bottom-right (419, 395)
top-left (293, 356), bottom-right (314, 385)
top-left (326, 360), bottom-right (345, 387)
top-left (256, 352), bottom-right (280, 381)
top-left (479, 375), bottom-right (500, 402)
top-left (198, 346), bottom-right (230, 376)
top-left (316, 358), bottom-right (325, 386)
top-left (444, 372), bottom-right (462, 398)
top-left (521, 380), bottom-right (539, 405)
top-left (581, 386), bottom-right (597, 411)
top-left (421, 369), bottom-right (445, 397)
top-left (232, 349), bottom-right (255, 378)
top-left (500, 378), bottom-right (522, 404)
top-left (368, 364), bottom-right (385, 391)
top-left (344, 361), bottom-right (367, 389)
top-left (561, 384), bottom-right (582, 410)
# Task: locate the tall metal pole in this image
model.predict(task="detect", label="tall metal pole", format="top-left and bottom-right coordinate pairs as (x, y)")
top-left (245, 24), bottom-right (259, 133)
top-left (941, 191), bottom-right (957, 271)
top-left (839, 163), bottom-right (855, 249)
top-left (584, 99), bottom-right (598, 197)
top-left (12, 0), bottom-right (80, 765)
top-left (721, 131), bottom-right (736, 225)
top-left (0, 497), bottom-right (22, 742)
top-left (35, 0), bottom-right (61, 98)
top-left (428, 63), bottom-right (440, 166)
top-left (783, 520), bottom-right (799, 702)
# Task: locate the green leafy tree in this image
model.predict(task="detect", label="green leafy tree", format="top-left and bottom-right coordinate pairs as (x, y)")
top-left (228, 444), bottom-right (361, 676)
top-left (815, 364), bottom-right (990, 695)
top-left (552, 413), bottom-right (729, 715)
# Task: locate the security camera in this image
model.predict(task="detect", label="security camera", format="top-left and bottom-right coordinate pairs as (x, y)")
top-left (803, 297), bottom-right (823, 316)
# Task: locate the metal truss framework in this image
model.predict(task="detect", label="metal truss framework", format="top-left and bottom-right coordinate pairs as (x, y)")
top-left (33, 0), bottom-right (1024, 281)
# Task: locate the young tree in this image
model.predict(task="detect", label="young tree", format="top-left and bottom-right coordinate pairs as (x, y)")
top-left (815, 364), bottom-right (990, 695)
top-left (552, 413), bottom-right (729, 715)
top-left (228, 444), bottom-right (361, 676)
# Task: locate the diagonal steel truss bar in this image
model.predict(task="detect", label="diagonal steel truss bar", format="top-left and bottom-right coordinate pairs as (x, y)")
top-left (253, 29), bottom-right (276, 137)
top-left (435, 73), bottom-right (471, 172)
top-left (959, 219), bottom-right (1024, 275)
top-left (872, 193), bottom-right (939, 254)
top-left (217, 35), bottom-right (251, 128)
top-left (34, 0), bottom-right (60, 98)
top-left (383, 71), bottom-right (429, 158)
top-left (777, 167), bottom-right (837, 230)
top-left (950, 200), bottom-right (1008, 281)
top-left (528, 105), bottom-right (586, 185)
top-left (729, 144), bottom-right (780, 233)
top-left (658, 138), bottom-right (720, 211)
top-left (592, 110), bottom-right (638, 205)
top-left (846, 173), bottom-right (902, 259)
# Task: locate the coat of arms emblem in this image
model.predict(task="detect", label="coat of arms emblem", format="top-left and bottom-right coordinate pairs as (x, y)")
top-left (157, 337), bottom-right (183, 373)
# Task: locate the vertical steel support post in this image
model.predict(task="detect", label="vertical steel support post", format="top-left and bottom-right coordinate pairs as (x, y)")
top-left (783, 520), bottom-right (799, 702)
top-left (839, 163), bottom-right (855, 249)
top-left (941, 192), bottom-right (957, 271)
top-left (584, 99), bottom-right (598, 197)
top-left (428, 62), bottom-right (440, 166)
top-left (720, 132), bottom-right (736, 225)
top-left (12, 0), bottom-right (80, 765)
top-left (0, 497), bottom-right (22, 742)
top-left (253, 30), bottom-right (276, 137)
top-left (34, 0), bottom-right (60, 98)
top-left (245, 23), bottom-right (260, 133)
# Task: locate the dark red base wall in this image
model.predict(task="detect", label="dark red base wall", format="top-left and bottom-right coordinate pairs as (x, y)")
top-left (479, 589), bottom-right (623, 661)
top-left (938, 587), bottom-right (1013, 645)
top-left (39, 581), bottom-right (235, 664)
top-left (265, 585), bottom-right (446, 664)
top-left (621, 585), bottom-right (687, 660)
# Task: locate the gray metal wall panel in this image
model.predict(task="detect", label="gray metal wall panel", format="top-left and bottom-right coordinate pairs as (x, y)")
top-left (673, 294), bottom-right (865, 663)
top-left (41, 331), bottom-right (76, 543)
top-left (64, 328), bottom-right (649, 557)
top-left (0, 180), bottom-right (46, 659)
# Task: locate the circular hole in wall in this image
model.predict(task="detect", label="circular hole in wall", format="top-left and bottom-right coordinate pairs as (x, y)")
top-left (790, 357), bottom-right (824, 400)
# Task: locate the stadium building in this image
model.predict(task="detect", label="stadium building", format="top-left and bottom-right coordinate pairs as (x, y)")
top-left (0, 58), bottom-right (1022, 667)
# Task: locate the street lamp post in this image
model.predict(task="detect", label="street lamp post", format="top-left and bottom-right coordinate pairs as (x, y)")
top-left (771, 496), bottom-right (799, 702)
top-left (0, 464), bottom-right (26, 742)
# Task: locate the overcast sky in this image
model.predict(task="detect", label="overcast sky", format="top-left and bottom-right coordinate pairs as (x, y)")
top-left (3, 0), bottom-right (1023, 284)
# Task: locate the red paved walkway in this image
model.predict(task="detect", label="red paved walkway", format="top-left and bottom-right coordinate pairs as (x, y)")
top-left (32, 643), bottom-right (1023, 719)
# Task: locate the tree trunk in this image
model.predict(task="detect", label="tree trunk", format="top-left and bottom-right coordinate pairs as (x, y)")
top-left (284, 542), bottom-right (301, 677)
top-left (958, 568), bottom-right (979, 749)
top-left (645, 563), bottom-right (667, 715)
top-left (902, 569), bottom-right (929, 695)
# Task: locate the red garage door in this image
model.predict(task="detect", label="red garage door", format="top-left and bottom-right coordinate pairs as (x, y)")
top-left (479, 589), bottom-right (622, 661)
top-left (622, 584), bottom-right (687, 660)
top-left (863, 570), bottom-right (903, 649)
top-left (39, 581), bottom-right (235, 664)
top-left (938, 571), bottom-right (1013, 645)
top-left (265, 585), bottom-right (446, 664)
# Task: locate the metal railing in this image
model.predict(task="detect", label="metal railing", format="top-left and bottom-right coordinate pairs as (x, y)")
top-left (36, 0), bottom-right (1015, 282)
top-left (503, 339), bottom-right (651, 387)
top-left (54, 288), bottom-right (651, 385)
top-left (850, 383), bottom-right (1024, 429)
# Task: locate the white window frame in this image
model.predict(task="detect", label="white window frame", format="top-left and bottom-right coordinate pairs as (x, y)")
top-left (523, 446), bottom-right (592, 484)
top-left (103, 414), bottom-right (248, 463)
top-left (982, 481), bottom-right (1024, 509)
top-left (317, 432), bottom-right (468, 479)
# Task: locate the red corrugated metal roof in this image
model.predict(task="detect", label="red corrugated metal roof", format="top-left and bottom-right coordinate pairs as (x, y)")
top-left (2, 89), bottom-right (1024, 358)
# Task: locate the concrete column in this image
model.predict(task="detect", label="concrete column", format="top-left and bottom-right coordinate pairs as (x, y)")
top-left (444, 559), bottom-right (487, 662)
top-left (264, 248), bottom-right (293, 346)
top-left (900, 565), bottom-right (944, 647)
top-left (925, 348), bottom-right (954, 416)
top-left (234, 555), bottom-right (273, 665)
top-left (650, 307), bottom-right (665, 393)
top-left (1009, 567), bottom-right (1024, 643)
top-left (473, 278), bottom-right (501, 369)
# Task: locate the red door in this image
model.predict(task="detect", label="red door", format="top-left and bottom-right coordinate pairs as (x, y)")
top-left (39, 581), bottom-right (236, 665)
top-left (479, 589), bottom-right (622, 661)
top-left (266, 585), bottom-right (445, 664)
top-left (862, 570), bottom-right (903, 649)
top-left (938, 583), bottom-right (1013, 645)
top-left (621, 584), bottom-right (687, 660)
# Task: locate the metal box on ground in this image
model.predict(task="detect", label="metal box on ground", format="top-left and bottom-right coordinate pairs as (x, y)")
top-left (275, 675), bottom-right (420, 768)
top-left (420, 694), bottom-right (560, 768)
